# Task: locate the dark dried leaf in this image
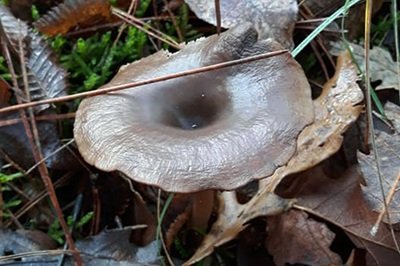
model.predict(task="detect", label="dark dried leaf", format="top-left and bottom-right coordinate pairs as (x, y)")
top-left (9, 0), bottom-right (33, 21)
top-left (0, 229), bottom-right (57, 265)
top-left (68, 227), bottom-right (160, 266)
top-left (0, 110), bottom-right (76, 170)
top-left (0, 5), bottom-right (68, 112)
top-left (25, 30), bottom-right (68, 109)
top-left (184, 0), bottom-right (298, 49)
top-left (296, 166), bottom-right (400, 265)
top-left (331, 42), bottom-right (400, 91)
top-left (0, 5), bottom-right (29, 56)
top-left (34, 0), bottom-right (111, 36)
top-left (266, 210), bottom-right (342, 266)
top-left (358, 102), bottom-right (400, 224)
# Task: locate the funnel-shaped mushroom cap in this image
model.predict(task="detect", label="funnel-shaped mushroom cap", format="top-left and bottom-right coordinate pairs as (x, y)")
top-left (74, 24), bottom-right (314, 193)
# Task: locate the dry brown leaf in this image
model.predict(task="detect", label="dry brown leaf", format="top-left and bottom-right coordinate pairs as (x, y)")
top-left (358, 102), bottom-right (400, 224)
top-left (71, 227), bottom-right (159, 265)
top-left (0, 77), bottom-right (11, 105)
top-left (0, 229), bottom-right (57, 264)
top-left (185, 51), bottom-right (364, 265)
top-left (295, 166), bottom-right (400, 265)
top-left (184, 191), bottom-right (292, 265)
top-left (184, 0), bottom-right (298, 49)
top-left (266, 209), bottom-right (342, 266)
top-left (33, 0), bottom-right (111, 36)
top-left (331, 42), bottom-right (400, 91)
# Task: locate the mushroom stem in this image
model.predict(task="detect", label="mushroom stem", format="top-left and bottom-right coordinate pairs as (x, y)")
top-left (189, 190), bottom-right (215, 231)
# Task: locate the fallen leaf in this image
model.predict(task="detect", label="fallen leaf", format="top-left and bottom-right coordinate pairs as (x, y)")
top-left (185, 191), bottom-right (292, 265)
top-left (0, 229), bottom-right (56, 264)
top-left (33, 0), bottom-right (111, 36)
top-left (68, 227), bottom-right (160, 266)
top-left (9, 0), bottom-right (33, 21)
top-left (184, 0), bottom-right (298, 49)
top-left (0, 110), bottom-right (76, 170)
top-left (358, 102), bottom-right (400, 224)
top-left (0, 4), bottom-right (68, 112)
top-left (295, 166), bottom-right (400, 266)
top-left (186, 51), bottom-right (364, 265)
top-left (266, 209), bottom-right (342, 266)
top-left (330, 42), bottom-right (400, 91)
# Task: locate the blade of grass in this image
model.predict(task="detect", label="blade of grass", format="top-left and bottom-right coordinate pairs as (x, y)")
top-left (392, 0), bottom-right (400, 101)
top-left (156, 191), bottom-right (175, 265)
top-left (292, 0), bottom-right (362, 57)
top-left (339, 0), bottom-right (386, 116)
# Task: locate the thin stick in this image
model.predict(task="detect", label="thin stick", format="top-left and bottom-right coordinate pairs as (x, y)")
top-left (18, 22), bottom-right (82, 265)
top-left (364, 0), bottom-right (400, 252)
top-left (371, 172), bottom-right (400, 235)
top-left (162, 0), bottom-right (184, 42)
top-left (0, 112), bottom-right (76, 127)
top-left (112, 7), bottom-right (180, 49)
top-left (26, 139), bottom-right (75, 174)
top-left (214, 0), bottom-right (221, 35)
top-left (0, 50), bottom-right (288, 114)
top-left (392, 0), bottom-right (400, 101)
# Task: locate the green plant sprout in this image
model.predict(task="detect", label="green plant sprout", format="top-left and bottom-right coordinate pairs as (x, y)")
top-left (1, 172), bottom-right (24, 219)
top-left (53, 27), bottom-right (147, 94)
top-left (48, 211), bottom-right (93, 244)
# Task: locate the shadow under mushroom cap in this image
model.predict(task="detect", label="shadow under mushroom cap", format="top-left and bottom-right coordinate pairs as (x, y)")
top-left (74, 24), bottom-right (314, 193)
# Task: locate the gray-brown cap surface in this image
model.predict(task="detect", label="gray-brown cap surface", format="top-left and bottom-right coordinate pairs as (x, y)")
top-left (74, 24), bottom-right (314, 193)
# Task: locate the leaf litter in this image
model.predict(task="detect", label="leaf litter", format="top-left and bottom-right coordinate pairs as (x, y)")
top-left (184, 0), bottom-right (298, 49)
top-left (331, 41), bottom-right (400, 91)
top-left (358, 102), bottom-right (400, 225)
top-left (0, 1), bottom-right (399, 265)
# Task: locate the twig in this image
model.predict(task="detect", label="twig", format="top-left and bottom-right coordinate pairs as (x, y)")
top-left (162, 0), bottom-right (184, 42)
top-left (6, 21), bottom-right (82, 265)
top-left (214, 0), bottom-right (221, 35)
top-left (26, 139), bottom-right (75, 174)
top-left (112, 7), bottom-right (180, 49)
top-left (371, 171), bottom-right (400, 235)
top-left (4, 172), bottom-right (73, 227)
top-left (0, 112), bottom-right (76, 127)
top-left (310, 41), bottom-right (329, 81)
top-left (57, 193), bottom-right (83, 266)
top-left (364, 0), bottom-right (400, 252)
top-left (0, 49), bottom-right (288, 114)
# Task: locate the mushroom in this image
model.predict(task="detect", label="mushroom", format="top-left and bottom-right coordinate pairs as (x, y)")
top-left (74, 24), bottom-right (314, 193)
